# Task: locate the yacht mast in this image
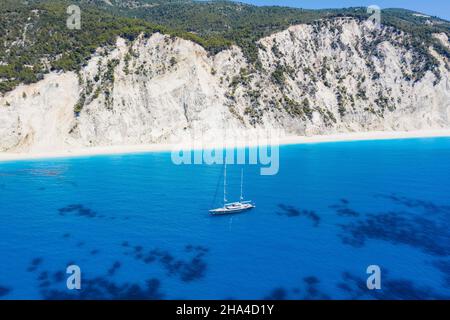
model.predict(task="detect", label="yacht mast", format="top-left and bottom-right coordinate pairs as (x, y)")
top-left (224, 162), bottom-right (227, 205)
top-left (240, 168), bottom-right (244, 201)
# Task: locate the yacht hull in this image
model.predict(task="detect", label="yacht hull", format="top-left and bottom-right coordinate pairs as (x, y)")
top-left (209, 204), bottom-right (255, 215)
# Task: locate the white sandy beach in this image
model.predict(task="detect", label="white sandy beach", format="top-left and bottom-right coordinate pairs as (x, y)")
top-left (1, 129), bottom-right (450, 162)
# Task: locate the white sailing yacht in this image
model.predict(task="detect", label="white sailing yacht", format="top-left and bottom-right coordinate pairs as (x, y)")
top-left (209, 164), bottom-right (255, 215)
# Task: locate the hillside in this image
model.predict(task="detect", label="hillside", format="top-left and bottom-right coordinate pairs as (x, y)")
top-left (1, 0), bottom-right (449, 93)
top-left (0, 0), bottom-right (449, 152)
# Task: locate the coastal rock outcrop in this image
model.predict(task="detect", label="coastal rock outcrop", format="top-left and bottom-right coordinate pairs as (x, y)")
top-left (1, 18), bottom-right (449, 152)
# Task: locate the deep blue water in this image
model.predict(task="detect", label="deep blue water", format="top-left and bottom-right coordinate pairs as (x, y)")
top-left (1, 137), bottom-right (450, 300)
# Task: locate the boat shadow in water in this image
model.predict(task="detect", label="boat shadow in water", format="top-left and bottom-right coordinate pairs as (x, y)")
top-left (0, 286), bottom-right (12, 298)
top-left (26, 257), bottom-right (166, 300)
top-left (276, 204), bottom-right (321, 227)
top-left (337, 270), bottom-right (450, 300)
top-left (335, 195), bottom-right (450, 257)
top-left (57, 204), bottom-right (131, 221)
top-left (432, 260), bottom-right (450, 289)
top-left (263, 276), bottom-right (330, 300)
top-left (330, 196), bottom-right (450, 296)
top-left (41, 274), bottom-right (165, 300)
top-left (22, 237), bottom-right (210, 299)
top-left (261, 270), bottom-right (450, 300)
top-left (121, 242), bottom-right (209, 283)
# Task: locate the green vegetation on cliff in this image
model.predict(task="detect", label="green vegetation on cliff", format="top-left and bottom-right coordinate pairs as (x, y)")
top-left (0, 0), bottom-right (449, 93)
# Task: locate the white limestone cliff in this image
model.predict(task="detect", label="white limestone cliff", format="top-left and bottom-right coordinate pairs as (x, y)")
top-left (1, 18), bottom-right (449, 152)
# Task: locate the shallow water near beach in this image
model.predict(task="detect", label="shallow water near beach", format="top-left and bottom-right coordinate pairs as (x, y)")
top-left (1, 137), bottom-right (450, 299)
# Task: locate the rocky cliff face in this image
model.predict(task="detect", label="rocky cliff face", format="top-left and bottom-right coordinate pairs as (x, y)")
top-left (1, 18), bottom-right (449, 152)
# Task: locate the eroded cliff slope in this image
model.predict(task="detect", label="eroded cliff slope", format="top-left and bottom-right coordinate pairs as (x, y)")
top-left (1, 18), bottom-right (449, 152)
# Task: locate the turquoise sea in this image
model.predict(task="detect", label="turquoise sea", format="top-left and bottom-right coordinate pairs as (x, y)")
top-left (0, 137), bottom-right (450, 300)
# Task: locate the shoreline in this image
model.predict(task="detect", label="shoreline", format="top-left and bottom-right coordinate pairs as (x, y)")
top-left (1, 129), bottom-right (450, 162)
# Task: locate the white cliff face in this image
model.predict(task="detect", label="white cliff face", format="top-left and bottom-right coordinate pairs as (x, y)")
top-left (73, 34), bottom-right (248, 147)
top-left (0, 73), bottom-right (79, 152)
top-left (1, 18), bottom-right (449, 152)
